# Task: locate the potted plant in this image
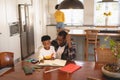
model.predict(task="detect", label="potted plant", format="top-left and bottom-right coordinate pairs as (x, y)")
top-left (109, 39), bottom-right (120, 66)
top-left (103, 36), bottom-right (120, 66)
top-left (101, 37), bottom-right (120, 78)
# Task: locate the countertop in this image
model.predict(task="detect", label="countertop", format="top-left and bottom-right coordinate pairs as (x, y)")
top-left (68, 27), bottom-right (120, 36)
top-left (47, 25), bottom-right (120, 36)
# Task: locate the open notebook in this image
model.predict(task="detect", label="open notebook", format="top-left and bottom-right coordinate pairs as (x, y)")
top-left (37, 59), bottom-right (67, 66)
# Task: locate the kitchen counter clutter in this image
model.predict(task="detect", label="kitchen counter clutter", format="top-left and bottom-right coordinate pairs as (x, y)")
top-left (67, 26), bottom-right (120, 36)
top-left (47, 25), bottom-right (120, 32)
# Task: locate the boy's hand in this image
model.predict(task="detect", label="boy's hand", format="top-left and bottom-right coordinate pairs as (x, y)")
top-left (44, 53), bottom-right (54, 60)
top-left (51, 53), bottom-right (54, 57)
top-left (51, 53), bottom-right (55, 60)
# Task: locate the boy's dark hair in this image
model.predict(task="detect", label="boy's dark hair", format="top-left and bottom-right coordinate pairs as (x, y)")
top-left (58, 30), bottom-right (67, 39)
top-left (41, 35), bottom-right (51, 42)
top-left (55, 4), bottom-right (59, 9)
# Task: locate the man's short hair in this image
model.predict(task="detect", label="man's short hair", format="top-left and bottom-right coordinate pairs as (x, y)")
top-left (55, 4), bottom-right (59, 9)
top-left (41, 35), bottom-right (51, 42)
top-left (58, 30), bottom-right (67, 39)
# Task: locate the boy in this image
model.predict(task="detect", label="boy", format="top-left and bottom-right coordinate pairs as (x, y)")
top-left (39, 35), bottom-right (56, 60)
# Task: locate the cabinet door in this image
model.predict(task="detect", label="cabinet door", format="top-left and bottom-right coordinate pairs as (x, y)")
top-left (0, 0), bottom-right (9, 51)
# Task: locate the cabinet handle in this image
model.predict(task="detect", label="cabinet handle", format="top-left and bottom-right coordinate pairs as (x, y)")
top-left (0, 33), bottom-right (2, 35)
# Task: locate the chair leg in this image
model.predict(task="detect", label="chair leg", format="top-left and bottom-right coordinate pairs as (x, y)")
top-left (85, 41), bottom-right (88, 61)
top-left (85, 40), bottom-right (100, 61)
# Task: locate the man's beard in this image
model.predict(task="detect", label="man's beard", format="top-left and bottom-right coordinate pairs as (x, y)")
top-left (60, 42), bottom-right (66, 47)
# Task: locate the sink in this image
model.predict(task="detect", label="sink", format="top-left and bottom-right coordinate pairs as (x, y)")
top-left (99, 30), bottom-right (119, 33)
top-left (69, 30), bottom-right (85, 34)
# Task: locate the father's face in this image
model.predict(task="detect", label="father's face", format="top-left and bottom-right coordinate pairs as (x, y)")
top-left (57, 36), bottom-right (66, 47)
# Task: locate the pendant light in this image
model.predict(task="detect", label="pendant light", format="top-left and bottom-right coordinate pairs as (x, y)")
top-left (59, 0), bottom-right (84, 9)
top-left (98, 0), bottom-right (118, 3)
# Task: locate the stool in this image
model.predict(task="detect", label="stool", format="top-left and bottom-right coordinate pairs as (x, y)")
top-left (84, 29), bottom-right (100, 61)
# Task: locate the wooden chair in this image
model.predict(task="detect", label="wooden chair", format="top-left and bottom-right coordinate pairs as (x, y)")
top-left (84, 29), bottom-right (100, 60)
top-left (94, 48), bottom-right (117, 63)
top-left (0, 52), bottom-right (14, 69)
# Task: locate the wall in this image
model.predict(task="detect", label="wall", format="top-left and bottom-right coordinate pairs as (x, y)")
top-left (17, 0), bottom-right (32, 4)
top-left (32, 0), bottom-right (49, 53)
top-left (84, 0), bottom-right (94, 25)
top-left (33, 0), bottom-right (43, 53)
top-left (47, 0), bottom-right (57, 24)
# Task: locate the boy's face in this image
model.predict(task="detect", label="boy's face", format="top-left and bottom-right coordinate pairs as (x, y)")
top-left (42, 40), bottom-right (51, 50)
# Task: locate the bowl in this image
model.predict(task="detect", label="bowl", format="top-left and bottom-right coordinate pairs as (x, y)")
top-left (102, 65), bottom-right (120, 78)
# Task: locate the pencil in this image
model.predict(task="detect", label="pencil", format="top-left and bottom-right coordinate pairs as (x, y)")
top-left (44, 67), bottom-right (61, 73)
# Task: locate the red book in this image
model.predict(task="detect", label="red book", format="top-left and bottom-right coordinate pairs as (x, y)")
top-left (59, 63), bottom-right (81, 73)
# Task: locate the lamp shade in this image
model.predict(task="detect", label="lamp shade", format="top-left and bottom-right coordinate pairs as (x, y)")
top-left (59, 0), bottom-right (84, 9)
top-left (98, 0), bottom-right (118, 3)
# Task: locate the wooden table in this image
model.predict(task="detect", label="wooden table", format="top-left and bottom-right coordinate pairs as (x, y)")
top-left (0, 60), bottom-right (117, 80)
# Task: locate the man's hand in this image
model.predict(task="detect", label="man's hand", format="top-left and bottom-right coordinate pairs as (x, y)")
top-left (66, 34), bottom-right (72, 48)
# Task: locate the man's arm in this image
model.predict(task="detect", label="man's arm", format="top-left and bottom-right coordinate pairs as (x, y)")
top-left (66, 34), bottom-right (72, 48)
top-left (66, 35), bottom-right (76, 60)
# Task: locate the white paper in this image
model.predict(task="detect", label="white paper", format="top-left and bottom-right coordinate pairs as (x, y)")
top-left (37, 59), bottom-right (67, 66)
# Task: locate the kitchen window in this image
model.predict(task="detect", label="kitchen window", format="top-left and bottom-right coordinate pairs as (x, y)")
top-left (95, 0), bottom-right (119, 26)
top-left (58, 0), bottom-right (84, 26)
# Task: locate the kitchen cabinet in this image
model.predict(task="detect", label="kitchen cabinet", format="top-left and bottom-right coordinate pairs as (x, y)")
top-left (0, 0), bottom-right (21, 62)
top-left (0, 0), bottom-right (8, 51)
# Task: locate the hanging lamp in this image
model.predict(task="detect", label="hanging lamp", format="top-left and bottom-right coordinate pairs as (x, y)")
top-left (59, 0), bottom-right (84, 9)
top-left (98, 0), bottom-right (118, 3)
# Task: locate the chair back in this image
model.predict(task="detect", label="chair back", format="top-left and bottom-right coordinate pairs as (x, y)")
top-left (0, 52), bottom-right (14, 69)
top-left (94, 48), bottom-right (117, 63)
top-left (85, 29), bottom-right (99, 47)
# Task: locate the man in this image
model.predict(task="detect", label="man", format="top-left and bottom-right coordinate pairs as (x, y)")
top-left (51, 30), bottom-right (76, 60)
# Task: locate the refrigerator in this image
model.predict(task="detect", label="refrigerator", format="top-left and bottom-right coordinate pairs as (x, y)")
top-left (18, 4), bottom-right (34, 60)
